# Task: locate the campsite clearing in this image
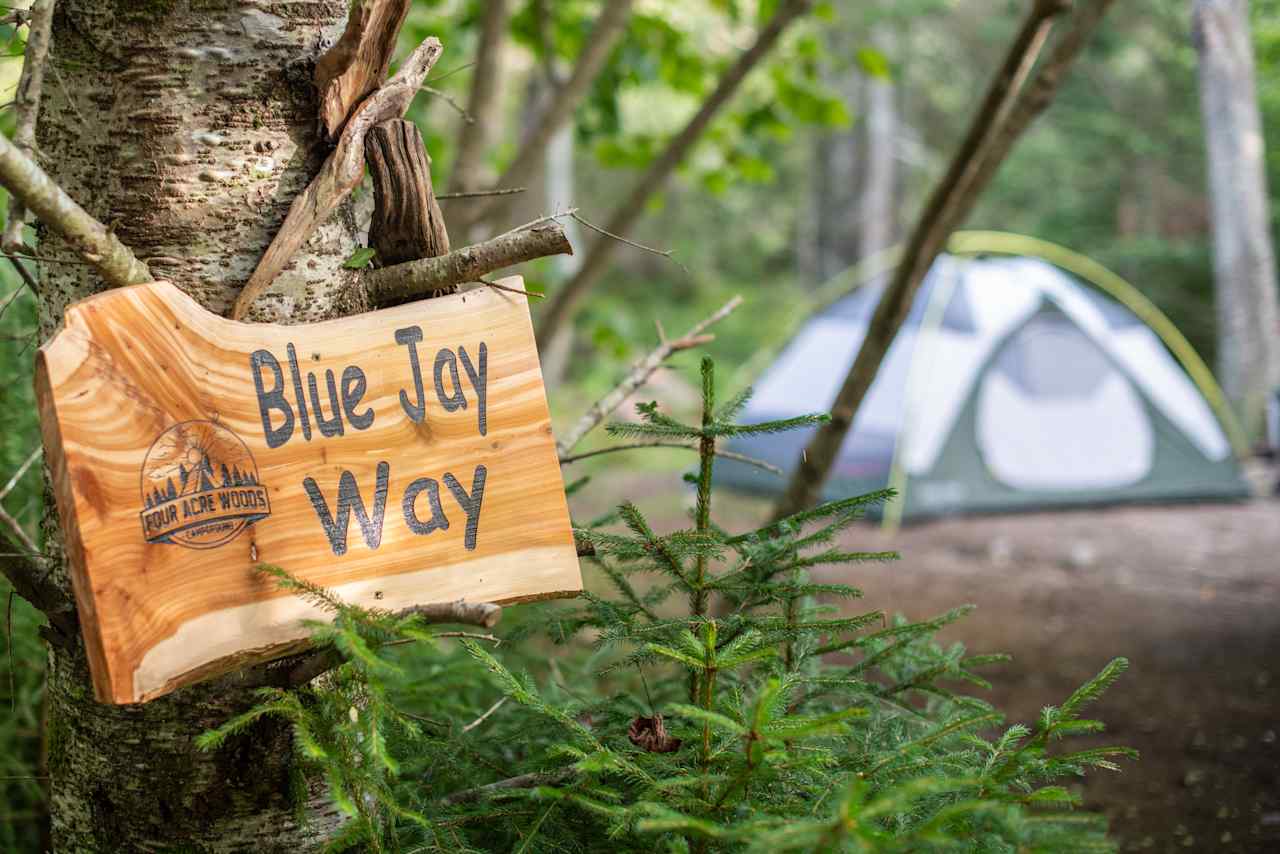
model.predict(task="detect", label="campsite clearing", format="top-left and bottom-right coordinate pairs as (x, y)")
top-left (572, 473), bottom-right (1280, 853)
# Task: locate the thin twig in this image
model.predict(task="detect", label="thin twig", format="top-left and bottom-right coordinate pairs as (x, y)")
top-left (559, 441), bottom-right (782, 475)
top-left (0, 282), bottom-right (23, 321)
top-left (555, 296), bottom-right (742, 455)
top-left (569, 211), bottom-right (686, 273)
top-left (0, 533), bottom-right (75, 645)
top-left (423, 60), bottom-right (475, 85)
top-left (461, 696), bottom-right (508, 733)
top-left (436, 186), bottom-right (525, 200)
top-left (0, 504), bottom-right (37, 569)
top-left (493, 207), bottom-right (579, 243)
top-left (477, 276), bottom-right (544, 299)
top-left (0, 448), bottom-right (40, 502)
top-left (382, 631), bottom-right (501, 648)
top-left (441, 767), bottom-right (578, 805)
top-left (8, 252), bottom-right (94, 265)
top-left (4, 0), bottom-right (54, 253)
top-left (421, 85), bottom-right (474, 123)
top-left (5, 254), bottom-right (37, 294)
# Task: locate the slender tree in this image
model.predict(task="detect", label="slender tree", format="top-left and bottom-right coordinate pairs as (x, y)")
top-left (1192, 0), bottom-right (1280, 441)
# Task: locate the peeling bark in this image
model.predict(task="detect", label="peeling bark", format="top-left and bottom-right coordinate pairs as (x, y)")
top-left (37, 1), bottom-right (358, 849)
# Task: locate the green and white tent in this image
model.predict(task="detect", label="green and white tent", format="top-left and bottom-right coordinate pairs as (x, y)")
top-left (722, 253), bottom-right (1250, 519)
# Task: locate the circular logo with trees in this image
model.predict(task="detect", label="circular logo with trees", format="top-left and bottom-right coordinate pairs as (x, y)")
top-left (138, 420), bottom-right (271, 550)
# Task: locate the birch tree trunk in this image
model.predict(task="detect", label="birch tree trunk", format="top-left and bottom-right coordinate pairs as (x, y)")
top-left (1192, 0), bottom-right (1280, 442)
top-left (37, 2), bottom-right (358, 848)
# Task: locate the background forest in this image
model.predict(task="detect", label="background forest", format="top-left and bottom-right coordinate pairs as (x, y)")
top-left (1, 0), bottom-right (1277, 851)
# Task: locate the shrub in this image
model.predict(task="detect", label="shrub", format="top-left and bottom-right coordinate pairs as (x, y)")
top-left (201, 357), bottom-right (1135, 853)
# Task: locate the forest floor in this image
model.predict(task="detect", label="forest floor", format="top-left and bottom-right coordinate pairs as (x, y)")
top-left (576, 473), bottom-right (1280, 853)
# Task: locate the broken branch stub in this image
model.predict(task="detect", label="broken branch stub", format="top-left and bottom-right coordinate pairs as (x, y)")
top-left (365, 119), bottom-right (451, 269)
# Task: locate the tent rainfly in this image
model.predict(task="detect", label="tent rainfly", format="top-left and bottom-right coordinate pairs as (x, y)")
top-left (721, 255), bottom-right (1250, 519)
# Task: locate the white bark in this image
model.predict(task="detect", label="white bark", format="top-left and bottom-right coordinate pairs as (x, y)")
top-left (1193, 0), bottom-right (1280, 440)
top-left (858, 43), bottom-right (897, 262)
top-left (38, 2), bottom-right (357, 849)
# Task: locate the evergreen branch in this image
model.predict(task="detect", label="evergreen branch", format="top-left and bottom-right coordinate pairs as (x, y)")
top-left (1059, 657), bottom-right (1128, 721)
top-left (705, 412), bottom-right (829, 437)
top-left (559, 440), bottom-right (782, 475)
top-left (728, 489), bottom-right (897, 544)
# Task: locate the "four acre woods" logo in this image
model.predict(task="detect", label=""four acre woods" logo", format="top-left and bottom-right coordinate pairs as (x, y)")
top-left (139, 420), bottom-right (271, 549)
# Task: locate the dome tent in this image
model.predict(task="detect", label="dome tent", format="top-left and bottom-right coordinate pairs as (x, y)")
top-left (720, 254), bottom-right (1250, 520)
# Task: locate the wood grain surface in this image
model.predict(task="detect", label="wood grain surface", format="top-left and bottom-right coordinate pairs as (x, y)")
top-left (36, 277), bottom-right (580, 704)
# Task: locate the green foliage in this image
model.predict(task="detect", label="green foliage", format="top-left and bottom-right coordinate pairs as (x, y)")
top-left (210, 359), bottom-right (1133, 852)
top-left (343, 247), bottom-right (379, 270)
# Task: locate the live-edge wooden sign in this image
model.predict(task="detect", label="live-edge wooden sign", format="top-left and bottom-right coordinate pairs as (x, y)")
top-left (36, 277), bottom-right (581, 704)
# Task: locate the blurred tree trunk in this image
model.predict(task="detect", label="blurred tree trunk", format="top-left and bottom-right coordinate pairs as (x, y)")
top-left (37, 2), bottom-right (358, 848)
top-left (1192, 0), bottom-right (1280, 441)
top-left (857, 40), bottom-right (898, 263)
top-left (801, 25), bottom-right (898, 284)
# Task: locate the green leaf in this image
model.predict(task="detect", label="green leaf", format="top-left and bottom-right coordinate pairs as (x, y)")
top-left (856, 47), bottom-right (892, 80)
top-left (342, 247), bottom-right (377, 269)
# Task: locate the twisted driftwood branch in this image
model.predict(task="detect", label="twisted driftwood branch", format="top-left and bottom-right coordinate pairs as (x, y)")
top-left (314, 0), bottom-right (411, 138)
top-left (231, 37), bottom-right (443, 319)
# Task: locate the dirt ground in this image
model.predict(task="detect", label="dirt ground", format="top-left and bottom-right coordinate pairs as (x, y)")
top-left (842, 501), bottom-right (1280, 853)
top-left (573, 473), bottom-right (1280, 852)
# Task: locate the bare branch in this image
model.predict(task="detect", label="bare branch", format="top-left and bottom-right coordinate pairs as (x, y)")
top-left (0, 132), bottom-right (151, 288)
top-left (436, 186), bottom-right (525, 200)
top-left (771, 0), bottom-right (1106, 520)
top-left (0, 532), bottom-right (75, 644)
top-left (441, 767), bottom-right (578, 805)
top-left (477, 276), bottom-right (544, 299)
top-left (461, 696), bottom-right (507, 733)
top-left (314, 0), bottom-right (411, 138)
top-left (399, 599), bottom-right (502, 629)
top-left (0, 448), bottom-right (39, 502)
top-left (568, 210), bottom-right (686, 273)
top-left (365, 221), bottom-right (572, 305)
top-left (534, 0), bottom-right (816, 348)
top-left (232, 38), bottom-right (443, 320)
top-left (3, 0), bottom-right (54, 253)
top-left (560, 440), bottom-right (782, 475)
top-left (0, 501), bottom-right (34, 555)
top-left (459, 0), bottom-right (635, 232)
top-left (555, 296), bottom-right (742, 455)
top-left (5, 254), bottom-right (37, 294)
top-left (420, 85), bottom-right (474, 123)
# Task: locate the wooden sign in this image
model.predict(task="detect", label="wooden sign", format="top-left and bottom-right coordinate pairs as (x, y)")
top-left (36, 278), bottom-right (580, 704)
